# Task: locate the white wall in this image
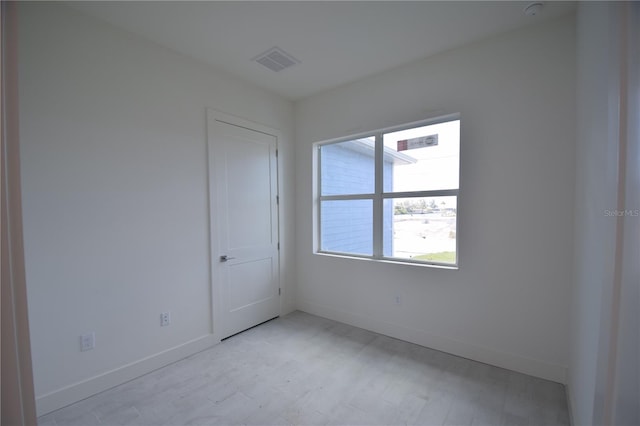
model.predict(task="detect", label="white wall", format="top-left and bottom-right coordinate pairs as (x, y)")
top-left (613, 7), bottom-right (640, 424)
top-left (18, 3), bottom-right (294, 415)
top-left (570, 4), bottom-right (616, 424)
top-left (295, 16), bottom-right (575, 383)
top-left (570, 3), bottom-right (640, 425)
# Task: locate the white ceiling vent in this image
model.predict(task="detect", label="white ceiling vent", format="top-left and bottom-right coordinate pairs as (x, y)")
top-left (252, 47), bottom-right (300, 72)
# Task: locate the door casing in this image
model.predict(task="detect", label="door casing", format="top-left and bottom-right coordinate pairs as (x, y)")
top-left (206, 109), bottom-right (282, 342)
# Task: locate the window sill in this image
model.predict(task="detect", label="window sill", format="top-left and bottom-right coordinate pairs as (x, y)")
top-left (315, 251), bottom-right (459, 270)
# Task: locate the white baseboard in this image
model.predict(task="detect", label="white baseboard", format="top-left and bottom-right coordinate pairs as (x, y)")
top-left (297, 299), bottom-right (567, 384)
top-left (36, 334), bottom-right (218, 416)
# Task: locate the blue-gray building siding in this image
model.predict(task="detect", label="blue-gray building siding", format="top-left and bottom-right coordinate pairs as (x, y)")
top-left (320, 143), bottom-right (393, 255)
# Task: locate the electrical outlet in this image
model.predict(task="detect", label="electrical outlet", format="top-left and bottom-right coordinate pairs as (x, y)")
top-left (80, 332), bottom-right (95, 352)
top-left (160, 312), bottom-right (171, 327)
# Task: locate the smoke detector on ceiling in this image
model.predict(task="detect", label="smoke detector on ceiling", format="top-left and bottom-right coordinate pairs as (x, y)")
top-left (252, 47), bottom-right (300, 72)
top-left (524, 2), bottom-right (544, 16)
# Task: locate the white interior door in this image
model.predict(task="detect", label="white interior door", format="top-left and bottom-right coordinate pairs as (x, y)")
top-left (208, 111), bottom-right (280, 339)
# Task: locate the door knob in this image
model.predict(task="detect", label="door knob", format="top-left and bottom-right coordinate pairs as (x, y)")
top-left (220, 255), bottom-right (235, 262)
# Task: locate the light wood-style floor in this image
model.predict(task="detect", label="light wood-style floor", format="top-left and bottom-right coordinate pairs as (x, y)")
top-left (38, 311), bottom-right (569, 426)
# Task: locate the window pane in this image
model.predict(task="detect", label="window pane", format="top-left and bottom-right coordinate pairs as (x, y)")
top-left (383, 120), bottom-right (459, 192)
top-left (321, 199), bottom-right (373, 255)
top-left (384, 196), bottom-right (457, 264)
top-left (320, 137), bottom-right (375, 196)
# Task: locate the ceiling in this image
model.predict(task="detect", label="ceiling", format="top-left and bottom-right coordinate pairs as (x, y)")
top-left (68, 1), bottom-right (575, 101)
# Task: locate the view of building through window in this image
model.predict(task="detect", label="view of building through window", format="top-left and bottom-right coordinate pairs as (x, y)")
top-left (318, 118), bottom-right (460, 266)
top-left (383, 120), bottom-right (459, 264)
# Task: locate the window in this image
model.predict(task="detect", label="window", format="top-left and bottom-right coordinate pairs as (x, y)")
top-left (316, 115), bottom-right (460, 266)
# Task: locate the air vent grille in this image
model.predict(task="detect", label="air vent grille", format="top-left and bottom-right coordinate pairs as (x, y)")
top-left (253, 47), bottom-right (300, 72)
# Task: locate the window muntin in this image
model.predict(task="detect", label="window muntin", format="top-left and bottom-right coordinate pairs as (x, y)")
top-left (317, 116), bottom-right (460, 267)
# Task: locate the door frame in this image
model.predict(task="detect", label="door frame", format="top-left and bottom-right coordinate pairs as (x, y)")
top-left (206, 109), bottom-right (282, 342)
top-left (1, 3), bottom-right (38, 424)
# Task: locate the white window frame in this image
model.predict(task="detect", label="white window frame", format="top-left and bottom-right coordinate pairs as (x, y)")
top-left (315, 113), bottom-right (460, 268)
